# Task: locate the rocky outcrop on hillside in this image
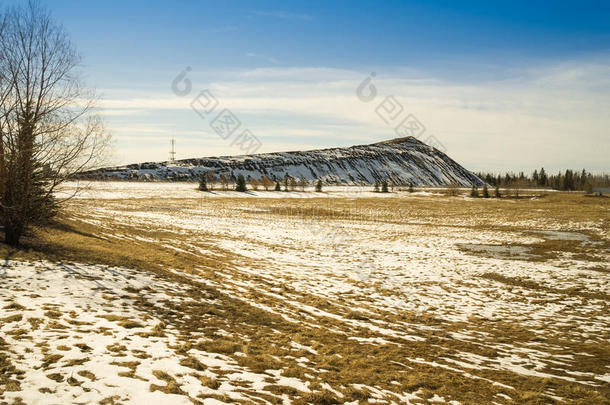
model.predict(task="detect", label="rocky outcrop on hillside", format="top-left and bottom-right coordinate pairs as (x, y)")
top-left (78, 137), bottom-right (482, 186)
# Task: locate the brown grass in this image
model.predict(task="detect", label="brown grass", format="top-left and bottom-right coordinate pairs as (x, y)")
top-left (3, 302), bottom-right (25, 311)
top-left (199, 375), bottom-right (221, 389)
top-left (2, 314), bottom-right (23, 323)
top-left (0, 191), bottom-right (608, 403)
top-left (77, 370), bottom-right (97, 381)
top-left (150, 370), bottom-right (184, 395)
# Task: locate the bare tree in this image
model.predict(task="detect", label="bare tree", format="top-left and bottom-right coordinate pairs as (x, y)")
top-left (447, 183), bottom-right (460, 196)
top-left (205, 171), bottom-right (217, 190)
top-left (260, 176), bottom-right (273, 191)
top-left (249, 177), bottom-right (259, 191)
top-left (219, 174), bottom-right (229, 190)
top-left (0, 2), bottom-right (109, 245)
top-left (297, 176), bottom-right (308, 192)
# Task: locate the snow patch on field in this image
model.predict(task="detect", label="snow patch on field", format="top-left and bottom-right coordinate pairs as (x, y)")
top-left (0, 261), bottom-right (318, 404)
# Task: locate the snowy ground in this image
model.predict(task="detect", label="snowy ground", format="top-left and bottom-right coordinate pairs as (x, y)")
top-left (56, 181), bottom-right (557, 200)
top-left (1, 261), bottom-right (316, 405)
top-left (1, 182), bottom-right (608, 404)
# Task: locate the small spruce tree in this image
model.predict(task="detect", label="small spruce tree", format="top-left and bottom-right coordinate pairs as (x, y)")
top-left (494, 186), bottom-right (501, 198)
top-left (235, 174), bottom-right (247, 192)
top-left (283, 175), bottom-right (289, 192)
top-left (470, 184), bottom-right (479, 198)
top-left (408, 182), bottom-right (414, 193)
top-left (274, 181), bottom-right (281, 191)
top-left (381, 181), bottom-right (389, 193)
top-left (198, 173), bottom-right (208, 191)
top-left (315, 179), bottom-right (323, 192)
top-left (539, 167), bottom-right (547, 186)
top-left (483, 184), bottom-right (489, 198)
top-left (373, 181), bottom-right (380, 193)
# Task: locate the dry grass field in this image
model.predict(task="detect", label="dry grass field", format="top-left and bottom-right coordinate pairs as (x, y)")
top-left (1, 182), bottom-right (609, 404)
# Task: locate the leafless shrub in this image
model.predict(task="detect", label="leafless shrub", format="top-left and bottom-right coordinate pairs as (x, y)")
top-left (205, 171), bottom-right (217, 190)
top-left (447, 183), bottom-right (461, 196)
top-left (0, 1), bottom-right (110, 245)
top-left (260, 176), bottom-right (273, 191)
top-left (297, 177), bottom-right (308, 192)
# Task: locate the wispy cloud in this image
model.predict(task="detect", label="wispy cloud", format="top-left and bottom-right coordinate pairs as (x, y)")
top-left (246, 52), bottom-right (279, 64)
top-left (102, 59), bottom-right (610, 171)
top-left (97, 108), bottom-right (146, 116)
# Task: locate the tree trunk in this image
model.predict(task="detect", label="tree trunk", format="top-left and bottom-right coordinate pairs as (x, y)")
top-left (4, 223), bottom-right (23, 247)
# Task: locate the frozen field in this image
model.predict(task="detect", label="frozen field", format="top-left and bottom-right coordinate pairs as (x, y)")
top-left (1, 182), bottom-right (609, 404)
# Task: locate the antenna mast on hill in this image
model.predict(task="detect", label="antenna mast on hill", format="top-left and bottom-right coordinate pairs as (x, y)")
top-left (169, 138), bottom-right (176, 163)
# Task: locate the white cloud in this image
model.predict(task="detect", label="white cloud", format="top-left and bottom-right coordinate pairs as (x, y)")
top-left (245, 52), bottom-right (279, 64)
top-left (97, 108), bottom-right (146, 116)
top-left (100, 59), bottom-right (610, 172)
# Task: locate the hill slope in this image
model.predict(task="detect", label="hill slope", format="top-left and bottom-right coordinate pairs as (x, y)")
top-left (80, 137), bottom-right (483, 186)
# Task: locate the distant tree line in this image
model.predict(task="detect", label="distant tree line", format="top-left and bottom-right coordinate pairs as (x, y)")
top-left (198, 168), bottom-right (610, 195)
top-left (199, 172), bottom-right (323, 193)
top-left (475, 168), bottom-right (609, 192)
top-left (199, 172), bottom-right (422, 194)
top-left (372, 180), bottom-right (415, 193)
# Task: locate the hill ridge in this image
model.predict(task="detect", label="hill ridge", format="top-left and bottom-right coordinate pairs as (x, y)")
top-left (79, 137), bottom-right (483, 186)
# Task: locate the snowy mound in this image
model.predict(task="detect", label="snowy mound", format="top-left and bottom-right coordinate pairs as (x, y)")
top-left (79, 137), bottom-right (482, 186)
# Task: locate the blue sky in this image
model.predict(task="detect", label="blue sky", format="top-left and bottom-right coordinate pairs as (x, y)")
top-left (19, 0), bottom-right (610, 172)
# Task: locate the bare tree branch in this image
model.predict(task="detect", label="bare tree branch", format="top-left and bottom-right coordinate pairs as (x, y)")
top-left (0, 1), bottom-right (110, 245)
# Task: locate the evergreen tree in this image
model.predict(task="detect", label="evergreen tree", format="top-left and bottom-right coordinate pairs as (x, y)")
top-left (283, 175), bottom-right (290, 191)
top-left (408, 182), bottom-right (414, 193)
top-left (482, 184), bottom-right (489, 198)
top-left (315, 179), bottom-right (323, 192)
top-left (494, 186), bottom-right (501, 198)
top-left (470, 184), bottom-right (479, 198)
top-left (373, 181), bottom-right (380, 193)
top-left (539, 167), bottom-right (547, 186)
top-left (532, 170), bottom-right (539, 184)
top-left (198, 173), bottom-right (208, 191)
top-left (274, 181), bottom-right (281, 191)
top-left (235, 174), bottom-right (247, 192)
top-left (553, 172), bottom-right (561, 190)
top-left (381, 181), bottom-right (389, 193)
top-left (562, 169), bottom-right (574, 191)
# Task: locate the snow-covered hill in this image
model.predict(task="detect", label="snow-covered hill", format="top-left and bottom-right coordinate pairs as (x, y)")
top-left (79, 137), bottom-right (483, 186)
